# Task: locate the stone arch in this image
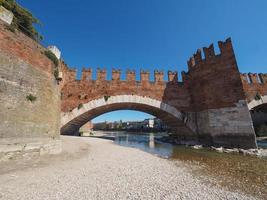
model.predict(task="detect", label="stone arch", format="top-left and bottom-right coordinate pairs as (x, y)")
top-left (61, 95), bottom-right (195, 136)
top-left (247, 95), bottom-right (267, 110)
top-left (248, 95), bottom-right (267, 137)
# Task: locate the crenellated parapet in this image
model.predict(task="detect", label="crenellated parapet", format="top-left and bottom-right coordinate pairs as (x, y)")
top-left (97, 68), bottom-right (107, 81)
top-left (126, 70), bottom-right (136, 82)
top-left (112, 69), bottom-right (121, 81)
top-left (259, 73), bottom-right (267, 83)
top-left (240, 73), bottom-right (267, 102)
top-left (187, 38), bottom-right (234, 71)
top-left (81, 67), bottom-right (92, 81)
top-left (203, 44), bottom-right (215, 60)
top-left (181, 71), bottom-right (189, 82)
top-left (61, 67), bottom-right (187, 85)
top-left (140, 70), bottom-right (150, 82)
top-left (154, 70), bottom-right (164, 82)
top-left (240, 73), bottom-right (267, 84)
top-left (185, 37), bottom-right (246, 111)
top-left (168, 71), bottom-right (178, 82)
top-left (63, 67), bottom-right (77, 82)
top-left (60, 37), bottom-right (266, 111)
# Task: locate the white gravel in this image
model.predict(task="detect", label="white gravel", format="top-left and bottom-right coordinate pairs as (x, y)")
top-left (0, 136), bottom-right (257, 200)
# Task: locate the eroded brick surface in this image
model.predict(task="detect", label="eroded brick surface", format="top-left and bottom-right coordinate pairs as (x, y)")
top-left (0, 21), bottom-right (61, 157)
top-left (240, 73), bottom-right (267, 102)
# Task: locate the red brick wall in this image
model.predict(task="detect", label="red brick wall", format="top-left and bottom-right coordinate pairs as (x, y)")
top-left (61, 68), bottom-right (190, 112)
top-left (60, 38), bottom-right (249, 113)
top-left (186, 38), bottom-right (246, 111)
top-left (0, 21), bottom-right (54, 76)
top-left (240, 73), bottom-right (267, 102)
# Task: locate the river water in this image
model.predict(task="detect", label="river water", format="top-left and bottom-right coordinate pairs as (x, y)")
top-left (109, 132), bottom-right (267, 199)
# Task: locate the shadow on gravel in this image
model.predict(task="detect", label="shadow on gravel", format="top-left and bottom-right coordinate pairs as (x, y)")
top-left (0, 136), bottom-right (90, 175)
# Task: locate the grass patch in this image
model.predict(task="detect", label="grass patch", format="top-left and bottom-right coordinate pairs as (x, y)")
top-left (54, 68), bottom-right (59, 79)
top-left (5, 24), bottom-right (16, 33)
top-left (44, 50), bottom-right (58, 66)
top-left (254, 92), bottom-right (261, 101)
top-left (78, 103), bottom-right (83, 110)
top-left (104, 95), bottom-right (110, 102)
top-left (26, 94), bottom-right (37, 102)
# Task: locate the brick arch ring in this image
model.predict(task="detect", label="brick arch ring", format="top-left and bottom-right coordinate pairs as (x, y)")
top-left (60, 95), bottom-right (193, 135)
top-left (247, 95), bottom-right (267, 110)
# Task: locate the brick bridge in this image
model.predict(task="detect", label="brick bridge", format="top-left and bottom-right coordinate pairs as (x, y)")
top-left (60, 38), bottom-right (267, 149)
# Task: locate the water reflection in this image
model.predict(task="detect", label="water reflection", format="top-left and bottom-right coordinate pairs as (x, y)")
top-left (257, 140), bottom-right (267, 148)
top-left (149, 133), bottom-right (155, 149)
top-left (111, 132), bottom-right (267, 199)
top-left (113, 132), bottom-right (173, 157)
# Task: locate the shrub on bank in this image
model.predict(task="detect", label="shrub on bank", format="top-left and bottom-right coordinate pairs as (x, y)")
top-left (44, 50), bottom-right (59, 66)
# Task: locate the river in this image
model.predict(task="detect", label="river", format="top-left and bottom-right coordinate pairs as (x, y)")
top-left (101, 132), bottom-right (267, 199)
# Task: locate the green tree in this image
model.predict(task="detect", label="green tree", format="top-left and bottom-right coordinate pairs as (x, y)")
top-left (0, 0), bottom-right (43, 41)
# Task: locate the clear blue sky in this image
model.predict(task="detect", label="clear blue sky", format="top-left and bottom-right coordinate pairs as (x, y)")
top-left (18, 0), bottom-right (267, 122)
top-left (92, 110), bottom-right (153, 123)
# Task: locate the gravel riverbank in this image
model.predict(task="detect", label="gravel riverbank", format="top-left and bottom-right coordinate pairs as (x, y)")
top-left (0, 136), bottom-right (258, 200)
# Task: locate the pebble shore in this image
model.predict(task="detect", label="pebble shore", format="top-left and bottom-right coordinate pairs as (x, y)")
top-left (0, 136), bottom-right (258, 200)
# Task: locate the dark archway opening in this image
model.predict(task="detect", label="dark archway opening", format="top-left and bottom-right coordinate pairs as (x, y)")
top-left (61, 102), bottom-right (194, 138)
top-left (250, 103), bottom-right (267, 137)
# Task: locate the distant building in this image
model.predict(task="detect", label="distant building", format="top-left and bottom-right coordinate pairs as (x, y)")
top-left (126, 121), bottom-right (143, 130)
top-left (142, 118), bottom-right (154, 128)
top-left (142, 118), bottom-right (168, 131)
top-left (47, 45), bottom-right (61, 59)
top-left (93, 118), bottom-right (168, 132)
top-left (93, 121), bottom-right (108, 130)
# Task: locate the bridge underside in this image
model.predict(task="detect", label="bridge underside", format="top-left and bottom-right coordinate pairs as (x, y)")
top-left (61, 94), bottom-right (257, 149)
top-left (250, 103), bottom-right (267, 137)
top-left (61, 103), bottom-right (194, 138)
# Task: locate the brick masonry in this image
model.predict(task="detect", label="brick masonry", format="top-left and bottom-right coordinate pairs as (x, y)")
top-left (1, 18), bottom-right (266, 150)
top-left (240, 73), bottom-right (267, 103)
top-left (0, 21), bottom-right (61, 159)
top-left (240, 68), bottom-right (267, 137)
top-left (60, 38), bottom-right (260, 149)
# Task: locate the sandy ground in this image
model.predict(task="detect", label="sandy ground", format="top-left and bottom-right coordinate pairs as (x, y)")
top-left (0, 136), bottom-right (258, 200)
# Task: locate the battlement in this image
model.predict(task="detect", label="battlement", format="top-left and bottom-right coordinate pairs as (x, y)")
top-left (62, 67), bottom-right (187, 84)
top-left (168, 71), bottom-right (178, 82)
top-left (126, 70), bottom-right (136, 82)
top-left (61, 38), bottom-right (255, 90)
top-left (187, 38), bottom-right (234, 71)
top-left (154, 70), bottom-right (164, 82)
top-left (240, 73), bottom-right (267, 84)
top-left (81, 67), bottom-right (92, 81)
top-left (112, 69), bottom-right (121, 81)
top-left (97, 68), bottom-right (107, 81)
top-left (181, 71), bottom-right (189, 82)
top-left (140, 70), bottom-right (150, 82)
top-left (64, 67), bottom-right (77, 82)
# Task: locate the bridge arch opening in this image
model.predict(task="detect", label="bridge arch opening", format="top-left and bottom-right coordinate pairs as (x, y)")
top-left (249, 104), bottom-right (267, 138)
top-left (91, 110), bottom-right (169, 132)
top-left (248, 95), bottom-right (267, 137)
top-left (61, 95), bottom-right (195, 138)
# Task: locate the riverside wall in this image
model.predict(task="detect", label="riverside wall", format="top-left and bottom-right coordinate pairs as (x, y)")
top-left (0, 21), bottom-right (61, 159)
